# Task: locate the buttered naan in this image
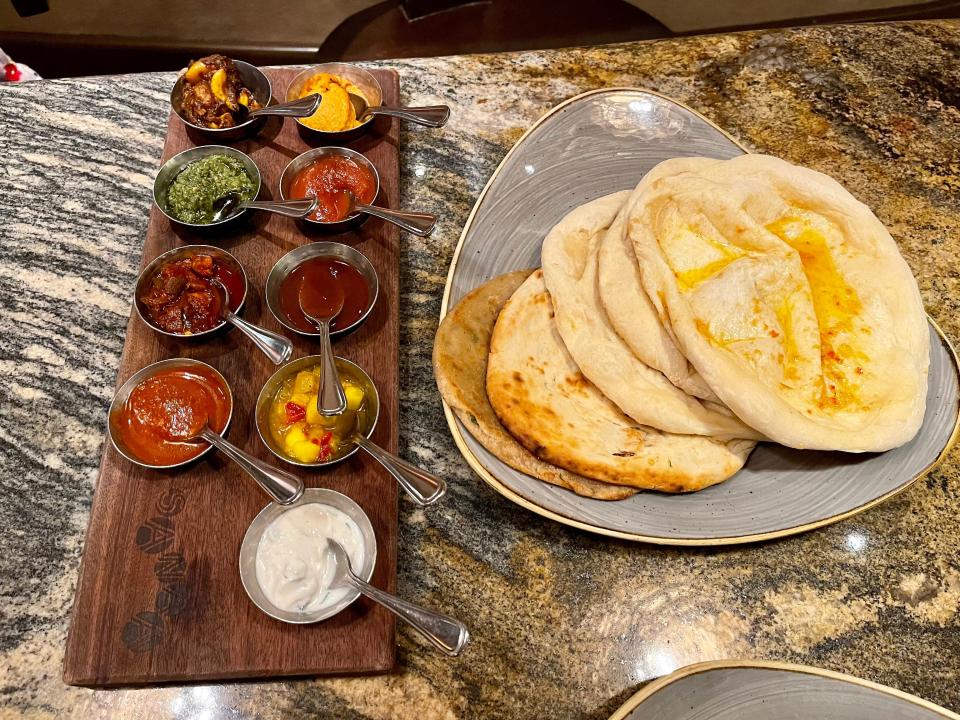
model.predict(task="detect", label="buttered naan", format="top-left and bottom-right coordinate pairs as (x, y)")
top-left (541, 192), bottom-right (761, 441)
top-left (628, 154), bottom-right (929, 452)
top-left (487, 270), bottom-right (755, 492)
top-left (597, 158), bottom-right (720, 401)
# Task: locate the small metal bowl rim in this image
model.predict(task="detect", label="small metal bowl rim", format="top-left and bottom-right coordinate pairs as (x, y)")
top-left (264, 241), bottom-right (380, 338)
top-left (133, 244), bottom-right (249, 339)
top-left (255, 355), bottom-right (381, 468)
top-left (284, 63), bottom-right (381, 135)
top-left (108, 358), bottom-right (234, 470)
top-left (278, 146), bottom-right (381, 226)
top-left (170, 60), bottom-right (273, 135)
top-left (238, 487), bottom-right (378, 624)
top-left (153, 145), bottom-right (262, 229)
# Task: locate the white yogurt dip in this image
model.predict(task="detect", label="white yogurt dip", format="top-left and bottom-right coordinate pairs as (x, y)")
top-left (255, 502), bottom-right (366, 614)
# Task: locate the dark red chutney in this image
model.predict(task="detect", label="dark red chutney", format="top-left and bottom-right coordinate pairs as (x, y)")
top-left (279, 257), bottom-right (370, 333)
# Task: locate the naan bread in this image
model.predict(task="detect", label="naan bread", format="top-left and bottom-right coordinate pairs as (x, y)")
top-left (597, 158), bottom-right (720, 401)
top-left (541, 192), bottom-right (761, 441)
top-left (629, 154), bottom-right (929, 452)
top-left (487, 270), bottom-right (755, 492)
top-left (434, 271), bottom-right (636, 500)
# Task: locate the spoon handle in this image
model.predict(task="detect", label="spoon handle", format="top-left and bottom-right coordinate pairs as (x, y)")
top-left (199, 428), bottom-right (303, 505)
top-left (353, 435), bottom-right (447, 506)
top-left (242, 198), bottom-right (318, 218)
top-left (345, 572), bottom-right (469, 656)
top-left (317, 320), bottom-right (347, 416)
top-left (365, 105), bottom-right (450, 128)
top-left (354, 204), bottom-right (436, 237)
top-left (226, 313), bottom-right (293, 365)
top-left (249, 93), bottom-right (321, 118)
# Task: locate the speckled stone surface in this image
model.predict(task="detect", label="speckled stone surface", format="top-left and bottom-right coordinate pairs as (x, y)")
top-left (1, 20), bottom-right (959, 719)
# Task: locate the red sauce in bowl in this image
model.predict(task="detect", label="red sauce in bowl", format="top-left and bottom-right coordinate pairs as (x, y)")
top-left (115, 366), bottom-right (231, 466)
top-left (278, 257), bottom-right (370, 333)
top-left (139, 254), bottom-right (244, 335)
top-left (289, 155), bottom-right (377, 222)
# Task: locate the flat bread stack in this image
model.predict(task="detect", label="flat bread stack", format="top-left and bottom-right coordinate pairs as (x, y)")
top-left (435, 154), bottom-right (930, 500)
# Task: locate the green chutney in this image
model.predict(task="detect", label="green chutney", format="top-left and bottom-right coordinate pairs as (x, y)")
top-left (166, 154), bottom-right (256, 224)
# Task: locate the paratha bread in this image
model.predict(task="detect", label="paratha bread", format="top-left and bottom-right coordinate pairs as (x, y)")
top-left (597, 158), bottom-right (720, 401)
top-left (541, 192), bottom-right (762, 441)
top-left (434, 271), bottom-right (636, 501)
top-left (629, 153), bottom-right (929, 452)
top-left (487, 270), bottom-right (755, 492)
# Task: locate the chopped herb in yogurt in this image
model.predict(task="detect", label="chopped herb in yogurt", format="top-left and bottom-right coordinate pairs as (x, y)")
top-left (165, 154), bottom-right (256, 224)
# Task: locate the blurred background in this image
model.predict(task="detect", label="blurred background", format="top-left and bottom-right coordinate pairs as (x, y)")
top-left (1, 0), bottom-right (959, 79)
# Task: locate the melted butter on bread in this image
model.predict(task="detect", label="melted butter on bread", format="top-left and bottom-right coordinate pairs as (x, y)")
top-left (661, 222), bottom-right (745, 292)
top-left (766, 213), bottom-right (866, 411)
top-left (773, 295), bottom-right (803, 384)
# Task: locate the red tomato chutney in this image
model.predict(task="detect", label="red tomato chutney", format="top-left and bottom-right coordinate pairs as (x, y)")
top-left (115, 366), bottom-right (231, 466)
top-left (278, 257), bottom-right (370, 333)
top-left (139, 254), bottom-right (244, 335)
top-left (290, 155), bottom-right (376, 222)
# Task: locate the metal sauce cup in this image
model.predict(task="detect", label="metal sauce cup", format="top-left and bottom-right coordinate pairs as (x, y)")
top-left (239, 488), bottom-right (377, 624)
top-left (264, 241), bottom-right (379, 338)
top-left (255, 356), bottom-right (380, 468)
top-left (108, 358), bottom-right (233, 470)
top-left (285, 63), bottom-right (381, 144)
top-left (154, 145), bottom-right (262, 231)
top-left (134, 244), bottom-right (248, 339)
top-left (170, 60), bottom-right (272, 143)
top-left (278, 147), bottom-right (379, 233)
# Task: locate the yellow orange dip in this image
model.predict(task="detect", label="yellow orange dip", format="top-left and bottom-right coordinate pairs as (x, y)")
top-left (297, 73), bottom-right (369, 132)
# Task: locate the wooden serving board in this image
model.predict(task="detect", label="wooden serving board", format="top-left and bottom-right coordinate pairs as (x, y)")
top-left (63, 68), bottom-right (400, 685)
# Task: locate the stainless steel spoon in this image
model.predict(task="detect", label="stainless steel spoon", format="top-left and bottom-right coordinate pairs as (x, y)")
top-left (348, 93), bottom-right (450, 128)
top-left (348, 415), bottom-right (446, 506)
top-left (210, 191), bottom-right (318, 223)
top-left (327, 538), bottom-right (469, 656)
top-left (299, 281), bottom-right (346, 416)
top-left (343, 190), bottom-right (436, 237)
top-left (184, 423), bottom-right (303, 505)
top-left (211, 277), bottom-right (293, 365)
top-left (247, 92), bottom-right (321, 119)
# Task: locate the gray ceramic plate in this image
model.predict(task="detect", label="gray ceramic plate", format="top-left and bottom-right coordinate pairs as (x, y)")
top-left (609, 660), bottom-right (960, 719)
top-left (439, 88), bottom-right (960, 545)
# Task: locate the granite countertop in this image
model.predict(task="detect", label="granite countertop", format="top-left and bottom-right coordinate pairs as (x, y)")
top-left (2, 20), bottom-right (959, 719)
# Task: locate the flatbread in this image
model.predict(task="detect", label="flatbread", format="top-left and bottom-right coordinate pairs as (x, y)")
top-left (487, 270), bottom-right (755, 492)
top-left (541, 192), bottom-right (761, 441)
top-left (434, 271), bottom-right (636, 501)
top-left (597, 159), bottom-right (720, 400)
top-left (629, 154), bottom-right (929, 452)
